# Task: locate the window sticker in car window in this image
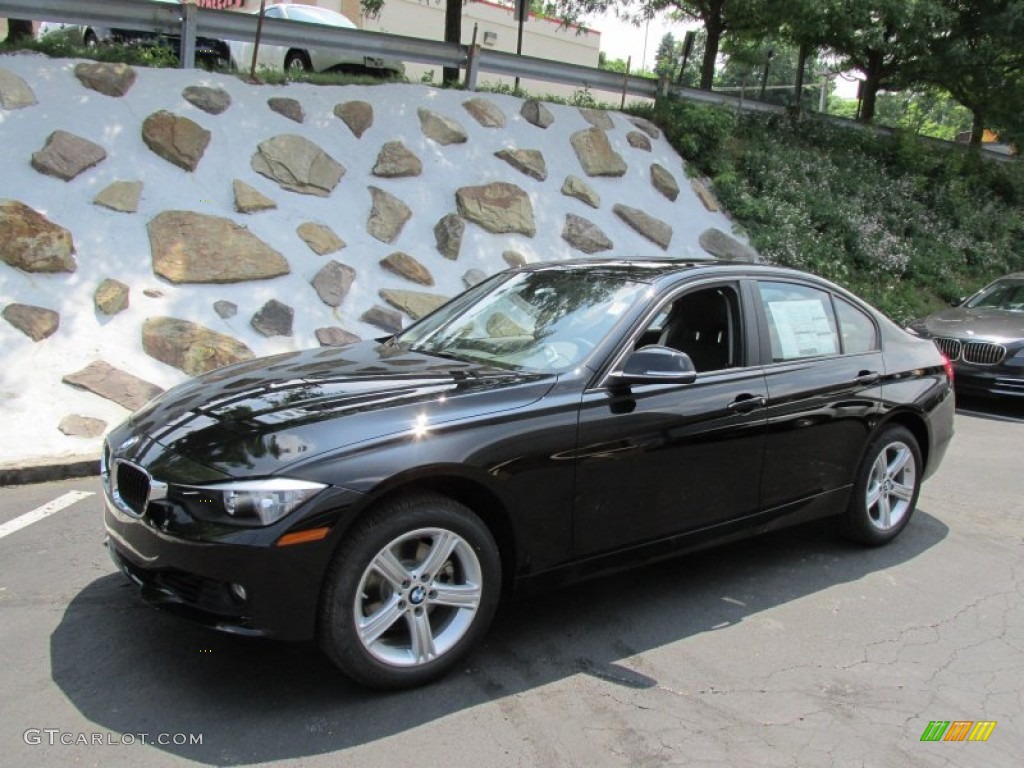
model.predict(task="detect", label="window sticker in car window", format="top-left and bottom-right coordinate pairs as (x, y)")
top-left (767, 299), bottom-right (837, 358)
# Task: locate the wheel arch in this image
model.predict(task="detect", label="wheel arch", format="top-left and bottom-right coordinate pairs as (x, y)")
top-left (877, 410), bottom-right (930, 472)
top-left (336, 471), bottom-right (519, 598)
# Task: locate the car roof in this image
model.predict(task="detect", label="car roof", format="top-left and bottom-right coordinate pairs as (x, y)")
top-left (518, 257), bottom-right (809, 284)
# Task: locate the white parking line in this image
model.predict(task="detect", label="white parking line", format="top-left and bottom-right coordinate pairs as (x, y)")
top-left (0, 491), bottom-right (94, 541)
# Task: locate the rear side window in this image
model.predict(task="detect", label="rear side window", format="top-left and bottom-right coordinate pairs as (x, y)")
top-left (758, 282), bottom-right (839, 362)
top-left (835, 297), bottom-right (879, 354)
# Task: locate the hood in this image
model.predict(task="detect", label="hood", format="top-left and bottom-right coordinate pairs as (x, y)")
top-left (922, 306), bottom-right (1024, 342)
top-left (128, 341), bottom-right (555, 478)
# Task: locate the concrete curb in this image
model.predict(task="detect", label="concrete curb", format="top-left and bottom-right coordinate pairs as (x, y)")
top-left (0, 455), bottom-right (101, 487)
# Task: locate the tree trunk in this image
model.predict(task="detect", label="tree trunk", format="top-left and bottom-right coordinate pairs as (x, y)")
top-left (6, 19), bottom-right (34, 43)
top-left (793, 42), bottom-right (809, 110)
top-left (442, 1), bottom-right (461, 86)
top-left (970, 111), bottom-right (985, 145)
top-left (859, 51), bottom-right (887, 124)
top-left (700, 18), bottom-right (723, 90)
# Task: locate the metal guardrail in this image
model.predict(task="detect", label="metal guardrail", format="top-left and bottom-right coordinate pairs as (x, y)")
top-left (0, 0), bottom-right (1011, 161)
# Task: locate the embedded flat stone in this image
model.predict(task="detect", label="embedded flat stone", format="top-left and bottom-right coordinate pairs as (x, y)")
top-left (699, 228), bottom-right (760, 262)
top-left (0, 200), bottom-right (76, 273)
top-left (367, 186), bottom-right (412, 243)
top-left (579, 107), bottom-right (614, 130)
top-left (182, 85), bottom-right (231, 115)
top-left (31, 131), bottom-right (106, 181)
top-left (434, 214), bottom-right (465, 260)
top-left (613, 204), bottom-right (672, 250)
top-left (571, 127), bottom-right (626, 177)
top-left (463, 97), bottom-right (505, 128)
top-left (561, 175), bottom-right (600, 208)
top-left (232, 179), bottom-right (277, 213)
top-left (148, 210), bottom-right (289, 283)
top-left (494, 149), bottom-right (547, 181)
top-left (94, 278), bottom-right (129, 315)
top-left (361, 306), bottom-right (403, 334)
top-left (372, 141), bottom-right (422, 178)
top-left (380, 252), bottom-right (434, 286)
top-left (93, 180), bottom-right (142, 213)
top-left (418, 107), bottom-right (467, 145)
top-left (251, 299), bottom-right (294, 337)
top-left (651, 163), bottom-right (680, 201)
top-left (297, 222), bottom-right (345, 255)
top-left (268, 96), bottom-right (304, 123)
top-left (691, 178), bottom-right (720, 211)
top-left (0, 67), bottom-right (37, 109)
top-left (456, 182), bottom-right (535, 236)
top-left (627, 131), bottom-right (652, 151)
top-left (214, 300), bottom-right (237, 319)
top-left (463, 268), bottom-right (487, 288)
top-left (58, 415), bottom-right (107, 438)
top-left (503, 250), bottom-right (527, 268)
top-left (2, 303), bottom-right (59, 341)
top-left (63, 360), bottom-right (164, 410)
top-left (520, 99), bottom-right (553, 129)
top-left (142, 111), bottom-right (210, 172)
top-left (74, 62), bottom-right (136, 97)
top-left (562, 214), bottom-right (613, 254)
top-left (316, 327), bottom-right (361, 347)
top-left (251, 134), bottom-right (344, 196)
top-left (380, 289), bottom-right (449, 320)
top-left (335, 100), bottom-right (373, 138)
top-left (629, 116), bottom-right (661, 139)
top-left (142, 317), bottom-right (253, 375)
top-left (311, 260), bottom-right (356, 307)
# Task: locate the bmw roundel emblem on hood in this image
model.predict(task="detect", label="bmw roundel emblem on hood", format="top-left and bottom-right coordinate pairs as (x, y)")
top-left (117, 435), bottom-right (140, 454)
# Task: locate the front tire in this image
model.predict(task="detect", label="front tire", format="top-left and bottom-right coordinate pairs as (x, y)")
top-left (318, 493), bottom-right (501, 689)
top-left (842, 425), bottom-right (922, 546)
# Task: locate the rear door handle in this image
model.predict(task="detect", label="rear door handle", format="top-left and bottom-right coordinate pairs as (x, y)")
top-left (855, 370), bottom-right (881, 385)
top-left (728, 395), bottom-right (767, 413)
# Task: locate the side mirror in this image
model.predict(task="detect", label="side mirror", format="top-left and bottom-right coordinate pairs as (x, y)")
top-left (610, 345), bottom-right (697, 386)
top-left (952, 296), bottom-right (967, 307)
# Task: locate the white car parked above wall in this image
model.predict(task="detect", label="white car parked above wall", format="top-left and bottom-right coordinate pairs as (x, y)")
top-left (229, 3), bottom-right (403, 78)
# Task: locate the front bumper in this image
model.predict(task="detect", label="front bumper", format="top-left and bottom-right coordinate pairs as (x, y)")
top-left (953, 365), bottom-right (1024, 398)
top-left (102, 478), bottom-right (363, 642)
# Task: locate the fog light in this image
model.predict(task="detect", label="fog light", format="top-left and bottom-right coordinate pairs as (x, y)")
top-left (230, 583), bottom-right (247, 602)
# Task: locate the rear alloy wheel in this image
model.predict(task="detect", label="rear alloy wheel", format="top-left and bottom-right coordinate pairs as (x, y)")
top-left (843, 425), bottom-right (922, 545)
top-left (319, 493), bottom-right (500, 689)
top-left (284, 50), bottom-right (312, 73)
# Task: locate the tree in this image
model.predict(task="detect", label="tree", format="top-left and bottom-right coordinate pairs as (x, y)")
top-left (917, 0), bottom-right (1024, 146)
top-left (550, 0), bottom-right (766, 90)
top-left (653, 32), bottom-right (677, 79)
top-left (819, 0), bottom-right (941, 124)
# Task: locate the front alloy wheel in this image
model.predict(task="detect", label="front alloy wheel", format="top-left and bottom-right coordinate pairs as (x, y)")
top-left (843, 425), bottom-right (922, 545)
top-left (319, 493), bottom-right (500, 689)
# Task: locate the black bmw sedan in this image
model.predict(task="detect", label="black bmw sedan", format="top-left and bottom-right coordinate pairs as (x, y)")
top-left (102, 259), bottom-right (954, 689)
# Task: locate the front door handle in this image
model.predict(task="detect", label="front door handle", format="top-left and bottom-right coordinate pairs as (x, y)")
top-left (727, 395), bottom-right (767, 413)
top-left (856, 370), bottom-right (881, 385)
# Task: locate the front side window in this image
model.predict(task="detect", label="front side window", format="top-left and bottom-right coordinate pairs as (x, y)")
top-left (396, 269), bottom-right (647, 373)
top-left (759, 282), bottom-right (840, 362)
top-left (635, 285), bottom-right (741, 372)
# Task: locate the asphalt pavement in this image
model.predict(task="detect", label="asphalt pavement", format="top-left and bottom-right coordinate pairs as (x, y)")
top-left (0, 397), bottom-right (1021, 767)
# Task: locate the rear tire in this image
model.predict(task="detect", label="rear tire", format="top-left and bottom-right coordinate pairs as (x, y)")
top-left (842, 425), bottom-right (922, 546)
top-left (318, 493), bottom-right (500, 689)
top-left (284, 50), bottom-right (312, 73)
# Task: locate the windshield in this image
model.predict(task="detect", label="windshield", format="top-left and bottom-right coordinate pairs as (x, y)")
top-left (966, 278), bottom-right (1024, 312)
top-left (283, 7), bottom-right (353, 27)
top-left (395, 269), bottom-right (647, 373)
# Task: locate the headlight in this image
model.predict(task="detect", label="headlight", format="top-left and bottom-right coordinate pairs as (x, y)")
top-left (1008, 347), bottom-right (1024, 366)
top-left (183, 478), bottom-right (326, 526)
